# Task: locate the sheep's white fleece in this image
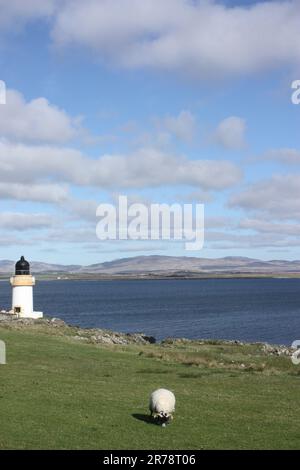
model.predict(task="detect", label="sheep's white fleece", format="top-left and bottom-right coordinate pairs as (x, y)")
top-left (149, 388), bottom-right (175, 415)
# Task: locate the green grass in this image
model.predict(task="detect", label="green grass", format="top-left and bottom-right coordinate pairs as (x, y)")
top-left (0, 326), bottom-right (300, 449)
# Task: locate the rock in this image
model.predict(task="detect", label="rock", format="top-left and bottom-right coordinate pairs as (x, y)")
top-left (261, 343), bottom-right (293, 356)
top-left (89, 330), bottom-right (156, 345)
top-left (126, 333), bottom-right (156, 344)
top-left (73, 336), bottom-right (90, 342)
top-left (234, 340), bottom-right (244, 346)
top-left (50, 318), bottom-right (66, 327)
top-left (0, 313), bottom-right (15, 322)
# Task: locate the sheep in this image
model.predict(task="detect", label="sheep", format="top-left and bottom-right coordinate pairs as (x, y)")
top-left (149, 388), bottom-right (175, 426)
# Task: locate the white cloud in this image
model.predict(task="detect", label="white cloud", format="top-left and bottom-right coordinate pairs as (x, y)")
top-left (264, 148), bottom-right (300, 165)
top-left (177, 189), bottom-right (214, 204)
top-left (229, 174), bottom-right (300, 220)
top-left (208, 233), bottom-right (300, 250)
top-left (1, 1), bottom-right (300, 79)
top-left (239, 218), bottom-right (300, 236)
top-left (40, 226), bottom-right (97, 244)
top-left (0, 0), bottom-right (57, 31)
top-left (159, 110), bottom-right (196, 143)
top-left (0, 182), bottom-right (69, 203)
top-left (0, 235), bottom-right (35, 246)
top-left (206, 216), bottom-right (233, 229)
top-left (214, 116), bottom-right (246, 150)
top-left (67, 198), bottom-right (99, 222)
top-left (52, 0), bottom-right (300, 78)
top-left (0, 89), bottom-right (77, 144)
top-left (225, 174), bottom-right (300, 249)
top-left (2, 1), bottom-right (300, 79)
top-left (0, 212), bottom-right (53, 231)
top-left (0, 141), bottom-right (242, 190)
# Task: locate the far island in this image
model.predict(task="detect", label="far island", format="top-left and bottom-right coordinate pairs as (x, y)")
top-left (1, 255), bottom-right (300, 281)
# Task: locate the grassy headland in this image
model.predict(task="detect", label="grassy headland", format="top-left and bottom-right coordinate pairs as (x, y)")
top-left (0, 319), bottom-right (299, 450)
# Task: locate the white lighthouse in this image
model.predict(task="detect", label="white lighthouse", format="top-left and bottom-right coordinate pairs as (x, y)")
top-left (10, 256), bottom-right (43, 319)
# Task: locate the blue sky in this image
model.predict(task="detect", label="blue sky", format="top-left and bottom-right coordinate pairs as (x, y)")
top-left (0, 0), bottom-right (300, 265)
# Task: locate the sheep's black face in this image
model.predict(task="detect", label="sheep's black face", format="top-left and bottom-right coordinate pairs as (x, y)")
top-left (156, 412), bottom-right (171, 425)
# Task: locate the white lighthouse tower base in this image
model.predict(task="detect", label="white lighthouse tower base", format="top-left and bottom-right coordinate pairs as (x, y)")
top-left (10, 275), bottom-right (43, 319)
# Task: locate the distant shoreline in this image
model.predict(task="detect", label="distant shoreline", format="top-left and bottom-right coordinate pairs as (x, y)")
top-left (1, 272), bottom-right (300, 281)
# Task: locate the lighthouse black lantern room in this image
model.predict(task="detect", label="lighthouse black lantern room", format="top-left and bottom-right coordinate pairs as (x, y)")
top-left (15, 256), bottom-right (30, 275)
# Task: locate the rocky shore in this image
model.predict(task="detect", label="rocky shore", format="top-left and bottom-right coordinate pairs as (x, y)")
top-left (161, 336), bottom-right (294, 357)
top-left (0, 313), bottom-right (156, 346)
top-left (0, 313), bottom-right (295, 357)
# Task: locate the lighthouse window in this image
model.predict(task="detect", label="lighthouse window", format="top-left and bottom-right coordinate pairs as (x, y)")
top-left (14, 307), bottom-right (21, 314)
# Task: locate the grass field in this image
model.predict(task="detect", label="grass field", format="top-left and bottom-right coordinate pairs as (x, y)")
top-left (0, 324), bottom-right (300, 450)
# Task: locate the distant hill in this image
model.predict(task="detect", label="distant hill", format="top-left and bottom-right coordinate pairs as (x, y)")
top-left (1, 255), bottom-right (300, 275)
top-left (0, 260), bottom-right (81, 274)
